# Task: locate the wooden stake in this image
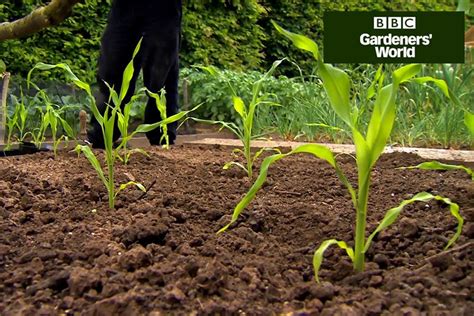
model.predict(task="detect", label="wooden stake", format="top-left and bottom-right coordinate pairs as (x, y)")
top-left (0, 72), bottom-right (10, 145)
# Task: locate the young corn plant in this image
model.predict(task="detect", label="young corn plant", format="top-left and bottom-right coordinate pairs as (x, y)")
top-left (45, 103), bottom-right (75, 157)
top-left (195, 61), bottom-right (283, 179)
top-left (5, 102), bottom-right (19, 150)
top-left (146, 88), bottom-right (171, 149)
top-left (4, 90), bottom-right (30, 150)
top-left (26, 80), bottom-right (76, 157)
top-left (218, 23), bottom-right (464, 282)
top-left (28, 41), bottom-right (195, 208)
top-left (115, 95), bottom-right (150, 164)
top-left (15, 88), bottom-right (30, 143)
top-left (27, 62), bottom-right (145, 209)
top-left (400, 161), bottom-right (473, 181)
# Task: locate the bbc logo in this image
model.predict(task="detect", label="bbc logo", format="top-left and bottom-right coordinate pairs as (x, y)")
top-left (374, 17), bottom-right (416, 29)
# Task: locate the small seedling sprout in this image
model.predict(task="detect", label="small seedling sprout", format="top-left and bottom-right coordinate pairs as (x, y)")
top-left (27, 39), bottom-right (196, 208)
top-left (192, 61), bottom-right (284, 179)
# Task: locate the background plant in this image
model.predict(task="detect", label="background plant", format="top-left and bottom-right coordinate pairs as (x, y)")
top-left (28, 61), bottom-right (146, 209)
top-left (145, 88), bottom-right (171, 149)
top-left (193, 60), bottom-right (283, 179)
top-left (401, 161), bottom-right (473, 181)
top-left (218, 25), bottom-right (464, 283)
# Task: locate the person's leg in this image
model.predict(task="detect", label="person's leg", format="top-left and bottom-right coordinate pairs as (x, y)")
top-left (88, 3), bottom-right (142, 148)
top-left (141, 4), bottom-right (181, 146)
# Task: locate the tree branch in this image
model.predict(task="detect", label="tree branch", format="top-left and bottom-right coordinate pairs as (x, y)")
top-left (0, 0), bottom-right (82, 41)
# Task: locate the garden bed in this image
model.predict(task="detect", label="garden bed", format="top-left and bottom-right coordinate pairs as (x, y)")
top-left (0, 145), bottom-right (473, 315)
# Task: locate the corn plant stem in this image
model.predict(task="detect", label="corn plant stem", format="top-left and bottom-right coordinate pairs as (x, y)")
top-left (244, 136), bottom-right (252, 179)
top-left (354, 174), bottom-right (371, 272)
top-left (52, 135), bottom-right (57, 157)
top-left (107, 151), bottom-right (115, 209)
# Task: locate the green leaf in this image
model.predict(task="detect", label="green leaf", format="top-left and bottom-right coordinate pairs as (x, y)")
top-left (365, 84), bottom-right (397, 165)
top-left (75, 145), bottom-right (108, 188)
top-left (223, 161), bottom-right (247, 173)
top-left (313, 239), bottom-right (354, 283)
top-left (365, 192), bottom-right (463, 253)
top-left (306, 123), bottom-right (346, 133)
top-left (28, 63), bottom-right (92, 96)
top-left (233, 96), bottom-right (246, 118)
top-left (367, 65), bottom-right (383, 100)
top-left (195, 65), bottom-right (220, 77)
top-left (464, 111), bottom-right (474, 136)
top-left (133, 106), bottom-right (197, 135)
top-left (393, 64), bottom-right (421, 85)
top-left (401, 161), bottom-right (473, 181)
top-left (272, 21), bottom-right (319, 60)
top-left (115, 181), bottom-right (146, 197)
top-left (456, 0), bottom-right (470, 13)
top-left (60, 118), bottom-right (75, 139)
top-left (119, 38), bottom-right (142, 103)
top-left (412, 77), bottom-right (450, 98)
top-left (128, 148), bottom-right (150, 158)
top-left (291, 143), bottom-right (337, 167)
top-left (317, 62), bottom-right (353, 128)
top-left (0, 59), bottom-right (6, 73)
top-left (218, 143), bottom-right (356, 234)
top-left (104, 81), bottom-right (120, 107)
top-left (187, 117), bottom-right (243, 140)
top-left (218, 151), bottom-right (288, 234)
top-left (252, 147), bottom-right (281, 164)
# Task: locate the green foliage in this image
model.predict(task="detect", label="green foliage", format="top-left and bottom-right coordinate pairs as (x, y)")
top-left (0, 59), bottom-right (6, 73)
top-left (218, 25), bottom-right (464, 283)
top-left (0, 0), bottom-right (265, 81)
top-left (0, 0), bottom-right (455, 80)
top-left (182, 61), bottom-right (473, 147)
top-left (193, 60), bottom-right (282, 179)
top-left (401, 161), bottom-right (474, 181)
top-left (0, 0), bottom-right (109, 82)
top-left (145, 88), bottom-right (170, 149)
top-left (181, 1), bottom-right (265, 70)
top-left (28, 62), bottom-right (138, 209)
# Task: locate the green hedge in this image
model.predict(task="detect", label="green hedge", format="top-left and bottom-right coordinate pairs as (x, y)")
top-left (0, 0), bottom-right (109, 82)
top-left (0, 0), bottom-right (264, 82)
top-left (0, 0), bottom-right (457, 82)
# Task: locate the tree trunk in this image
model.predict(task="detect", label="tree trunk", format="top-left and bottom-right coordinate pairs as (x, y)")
top-left (0, 0), bottom-right (82, 41)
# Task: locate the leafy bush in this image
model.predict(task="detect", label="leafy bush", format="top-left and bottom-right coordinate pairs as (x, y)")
top-left (0, 0), bottom-right (109, 82)
top-left (0, 0), bottom-right (265, 81)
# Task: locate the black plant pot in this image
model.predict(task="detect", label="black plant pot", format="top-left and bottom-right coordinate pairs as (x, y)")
top-left (1, 141), bottom-right (49, 157)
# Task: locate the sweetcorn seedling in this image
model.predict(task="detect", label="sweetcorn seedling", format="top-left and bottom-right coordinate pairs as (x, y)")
top-left (15, 88), bottom-right (29, 142)
top-left (5, 102), bottom-right (19, 150)
top-left (145, 88), bottom-right (170, 149)
top-left (401, 161), bottom-right (473, 181)
top-left (25, 81), bottom-right (76, 157)
top-left (218, 23), bottom-right (464, 282)
top-left (194, 61), bottom-right (283, 179)
top-left (28, 40), bottom-right (195, 208)
top-left (115, 95), bottom-right (150, 164)
top-left (28, 62), bottom-right (145, 209)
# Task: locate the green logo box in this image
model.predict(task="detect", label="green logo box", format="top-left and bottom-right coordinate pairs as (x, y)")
top-left (324, 12), bottom-right (465, 63)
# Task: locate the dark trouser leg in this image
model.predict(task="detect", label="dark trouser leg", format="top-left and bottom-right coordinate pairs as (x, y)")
top-left (88, 10), bottom-right (142, 148)
top-left (142, 34), bottom-right (180, 146)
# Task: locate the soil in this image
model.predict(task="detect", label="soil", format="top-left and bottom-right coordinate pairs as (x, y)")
top-left (0, 145), bottom-right (473, 315)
